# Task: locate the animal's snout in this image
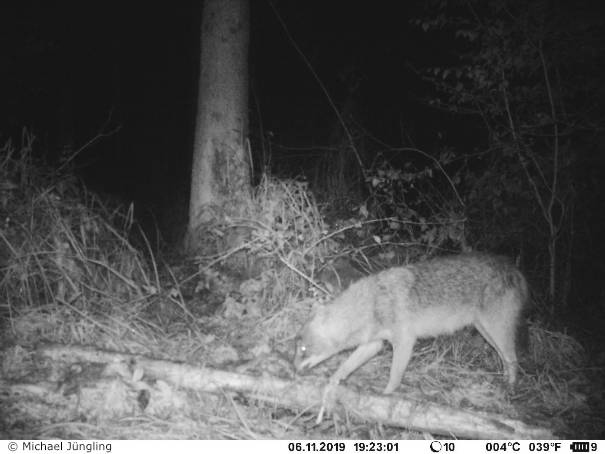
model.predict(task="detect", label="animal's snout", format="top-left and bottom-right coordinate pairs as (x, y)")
top-left (294, 358), bottom-right (312, 373)
top-left (293, 352), bottom-right (309, 373)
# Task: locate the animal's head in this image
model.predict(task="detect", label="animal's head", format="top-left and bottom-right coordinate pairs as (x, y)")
top-left (293, 302), bottom-right (347, 373)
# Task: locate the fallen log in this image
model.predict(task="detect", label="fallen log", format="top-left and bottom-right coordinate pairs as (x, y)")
top-left (25, 343), bottom-right (553, 439)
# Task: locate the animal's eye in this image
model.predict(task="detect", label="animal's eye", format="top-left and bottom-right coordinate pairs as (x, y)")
top-left (299, 344), bottom-right (306, 353)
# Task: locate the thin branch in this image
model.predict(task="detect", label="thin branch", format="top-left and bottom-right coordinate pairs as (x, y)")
top-left (57, 112), bottom-right (121, 172)
top-left (267, 1), bottom-right (367, 183)
top-left (391, 147), bottom-right (465, 208)
top-left (501, 72), bottom-right (549, 222)
top-left (539, 43), bottom-right (560, 226)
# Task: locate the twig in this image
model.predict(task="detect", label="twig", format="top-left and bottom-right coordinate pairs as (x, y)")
top-left (267, 1), bottom-right (367, 183)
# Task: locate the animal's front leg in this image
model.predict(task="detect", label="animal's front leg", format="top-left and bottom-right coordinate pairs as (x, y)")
top-left (329, 340), bottom-right (384, 386)
top-left (316, 340), bottom-right (384, 424)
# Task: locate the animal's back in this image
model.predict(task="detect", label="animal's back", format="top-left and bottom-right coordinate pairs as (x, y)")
top-left (400, 253), bottom-right (528, 337)
top-left (410, 253), bottom-right (526, 308)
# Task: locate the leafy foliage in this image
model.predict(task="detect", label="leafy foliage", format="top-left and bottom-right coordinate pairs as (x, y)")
top-left (364, 149), bottom-right (467, 254)
top-left (412, 0), bottom-right (603, 304)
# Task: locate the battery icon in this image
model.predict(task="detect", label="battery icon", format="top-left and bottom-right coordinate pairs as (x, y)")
top-left (570, 442), bottom-right (590, 452)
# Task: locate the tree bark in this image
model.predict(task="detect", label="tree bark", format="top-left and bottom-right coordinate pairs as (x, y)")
top-left (187, 0), bottom-right (250, 250)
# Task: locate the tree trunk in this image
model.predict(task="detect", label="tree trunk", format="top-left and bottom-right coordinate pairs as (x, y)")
top-left (187, 0), bottom-right (250, 251)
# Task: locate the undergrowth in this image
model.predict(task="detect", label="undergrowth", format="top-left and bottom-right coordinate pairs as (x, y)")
top-left (0, 133), bottom-right (597, 439)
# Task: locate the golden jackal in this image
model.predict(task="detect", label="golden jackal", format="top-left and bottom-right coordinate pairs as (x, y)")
top-left (294, 253), bottom-right (528, 393)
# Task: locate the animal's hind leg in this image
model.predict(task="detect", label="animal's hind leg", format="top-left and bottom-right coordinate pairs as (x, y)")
top-left (383, 333), bottom-right (414, 394)
top-left (475, 292), bottom-right (521, 386)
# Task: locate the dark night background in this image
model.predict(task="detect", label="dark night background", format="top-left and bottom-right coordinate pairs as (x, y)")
top-left (2, 1), bottom-right (605, 438)
top-left (0, 1), bottom-right (470, 216)
top-left (1, 0), bottom-right (604, 318)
